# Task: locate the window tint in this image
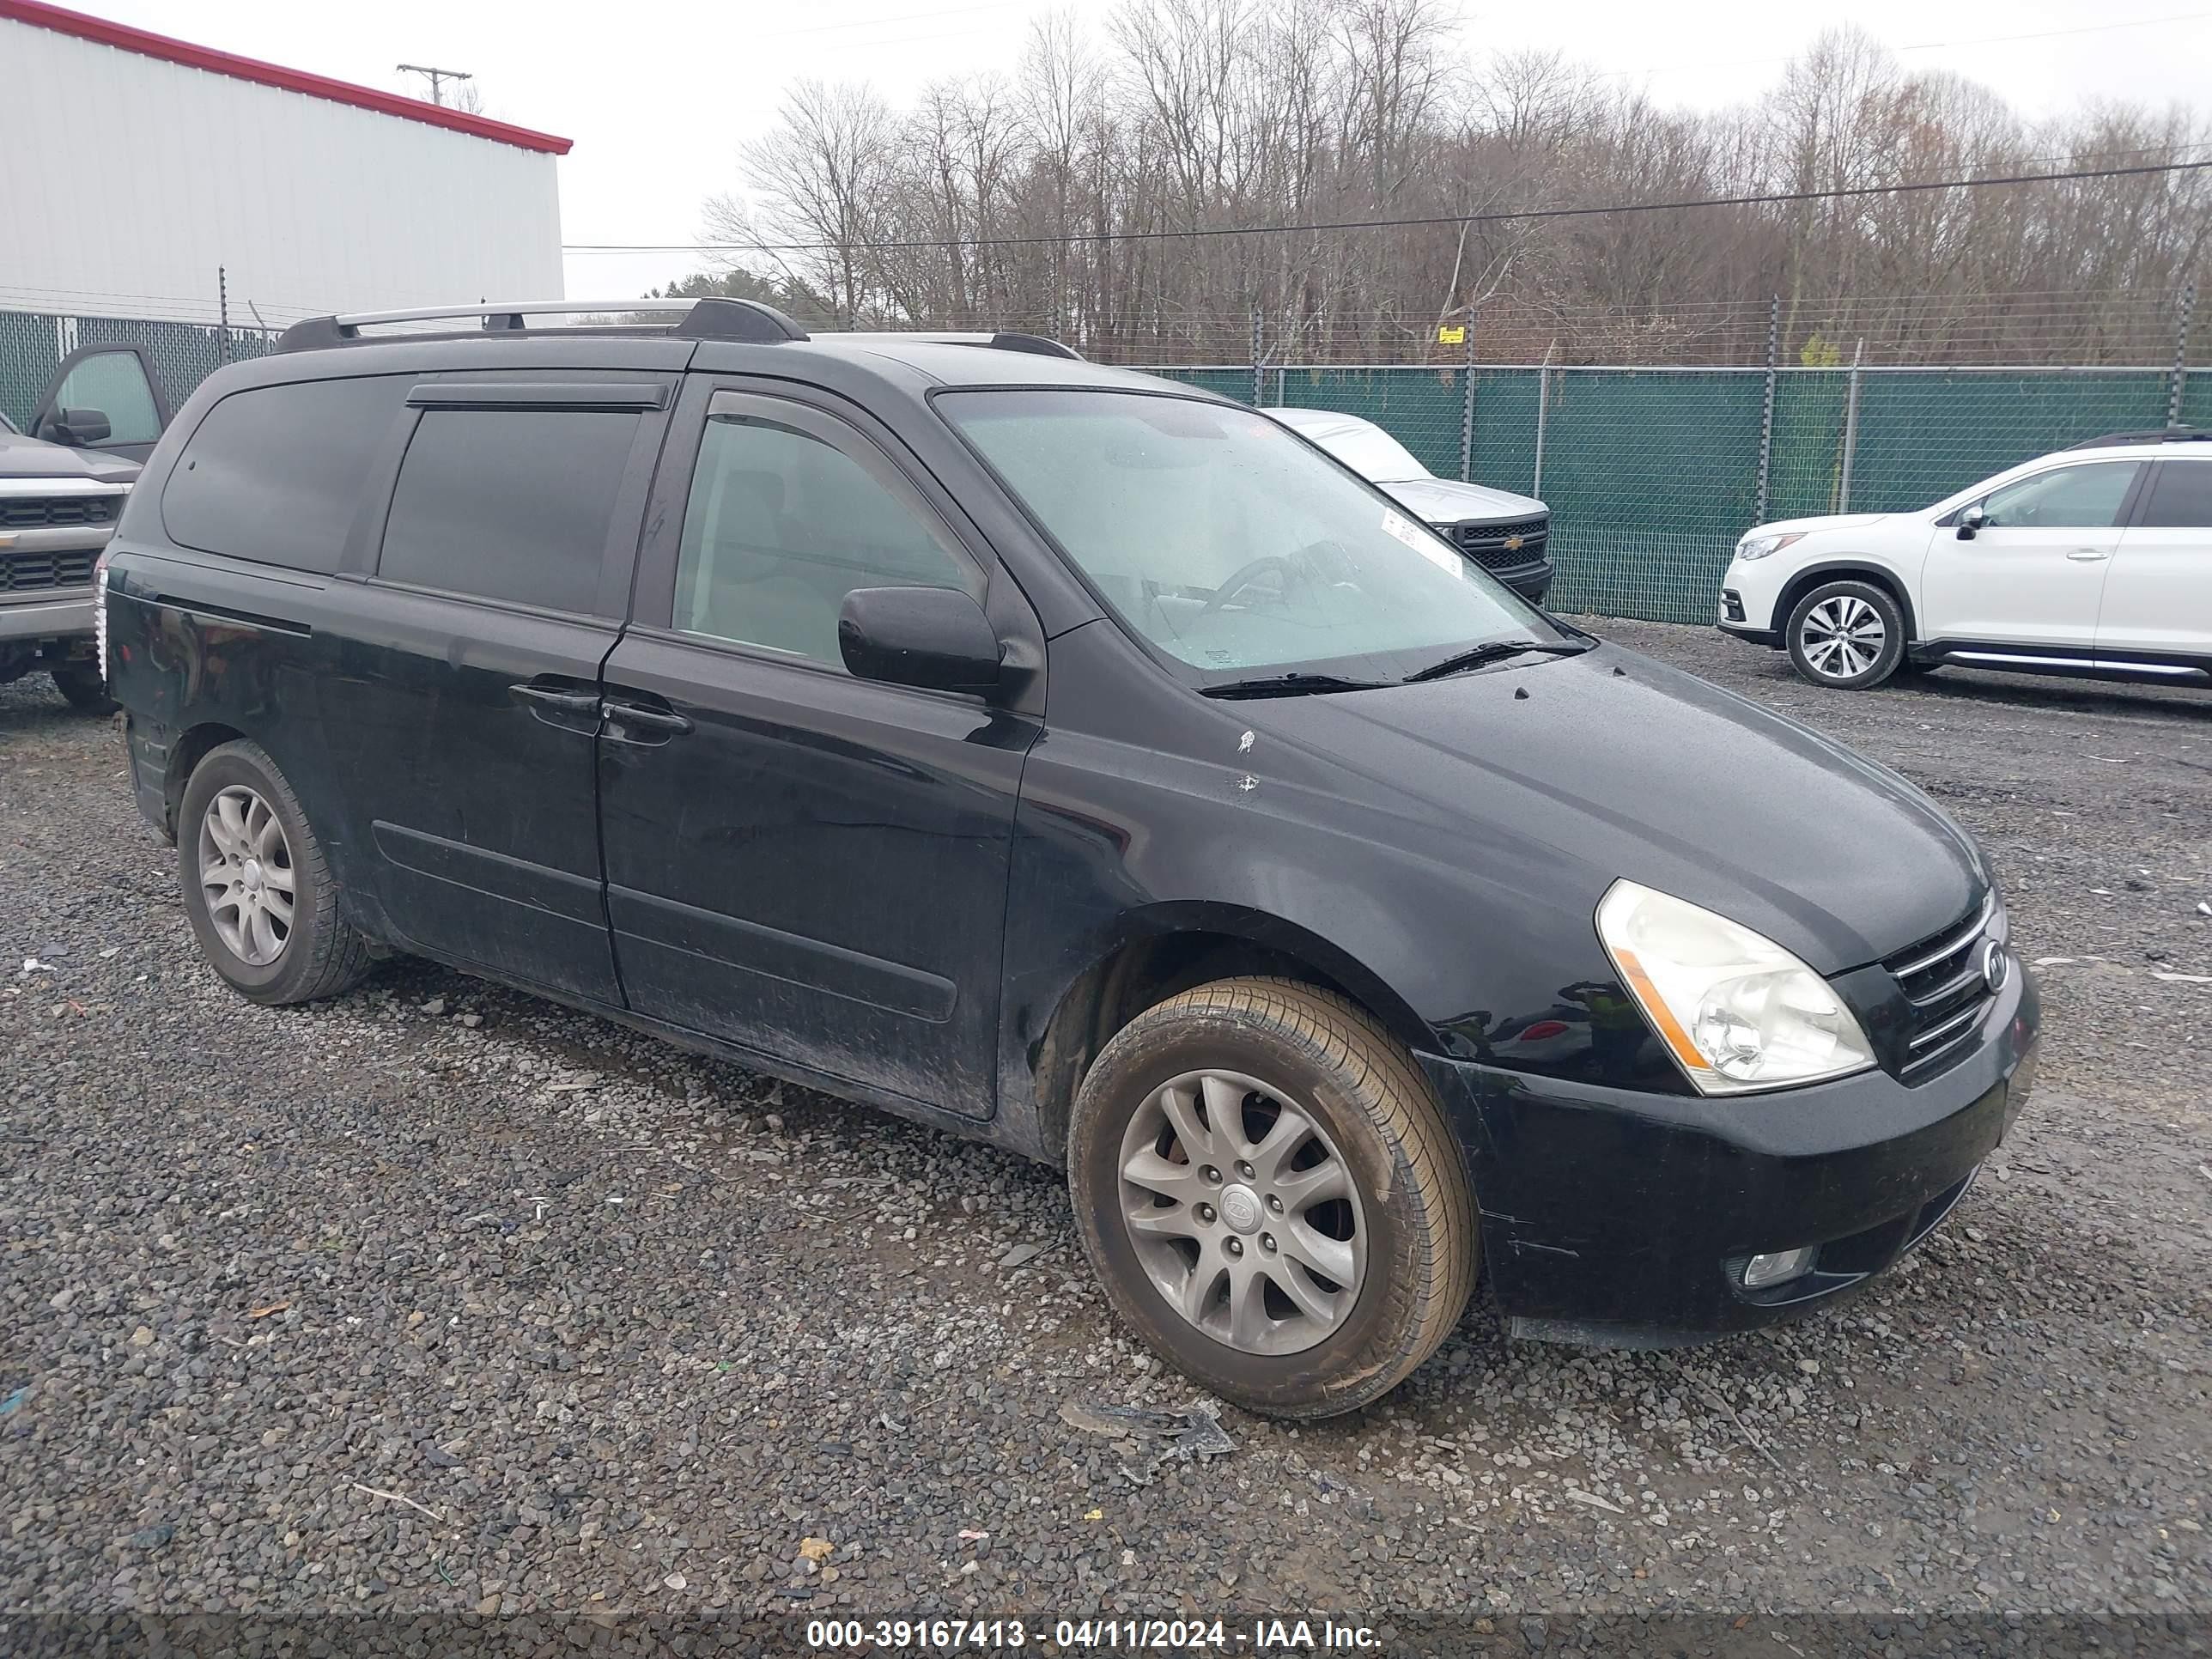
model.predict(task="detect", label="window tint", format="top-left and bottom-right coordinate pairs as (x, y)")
top-left (1979, 462), bottom-right (2142, 530)
top-left (164, 377), bottom-right (408, 572)
top-left (378, 409), bottom-right (639, 613)
top-left (52, 350), bottom-right (161, 446)
top-left (2137, 461), bottom-right (2212, 529)
top-left (672, 412), bottom-right (979, 666)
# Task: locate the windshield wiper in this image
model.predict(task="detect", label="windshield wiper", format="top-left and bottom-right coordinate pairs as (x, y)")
top-left (1200, 672), bottom-right (1391, 700)
top-left (1400, 638), bottom-right (1593, 684)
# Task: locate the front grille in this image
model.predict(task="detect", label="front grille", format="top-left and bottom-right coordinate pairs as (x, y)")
top-left (0, 495), bottom-right (122, 530)
top-left (1448, 514), bottom-right (1549, 571)
top-left (0, 550), bottom-right (98, 592)
top-left (1884, 894), bottom-right (2002, 1077)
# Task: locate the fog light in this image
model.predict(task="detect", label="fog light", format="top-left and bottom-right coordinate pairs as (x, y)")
top-left (1741, 1247), bottom-right (1817, 1289)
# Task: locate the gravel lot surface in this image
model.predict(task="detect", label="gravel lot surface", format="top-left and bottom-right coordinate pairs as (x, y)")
top-left (3, 623), bottom-right (2207, 1644)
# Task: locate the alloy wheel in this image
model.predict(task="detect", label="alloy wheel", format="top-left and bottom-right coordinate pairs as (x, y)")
top-left (198, 785), bottom-right (296, 966)
top-left (1799, 594), bottom-right (1887, 680)
top-left (1115, 1068), bottom-right (1368, 1355)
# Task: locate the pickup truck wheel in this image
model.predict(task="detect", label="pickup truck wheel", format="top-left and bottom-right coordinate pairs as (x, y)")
top-left (49, 662), bottom-right (114, 714)
top-left (1066, 977), bottom-right (1476, 1419)
top-left (1785, 580), bottom-right (1905, 689)
top-left (178, 740), bottom-right (374, 1005)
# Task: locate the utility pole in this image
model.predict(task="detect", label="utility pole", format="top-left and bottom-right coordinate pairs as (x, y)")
top-left (397, 64), bottom-right (471, 106)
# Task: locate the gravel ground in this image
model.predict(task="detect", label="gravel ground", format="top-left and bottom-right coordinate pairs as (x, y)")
top-left (3, 625), bottom-right (2208, 1644)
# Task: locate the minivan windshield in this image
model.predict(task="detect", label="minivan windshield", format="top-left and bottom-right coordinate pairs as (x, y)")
top-left (941, 389), bottom-right (1565, 687)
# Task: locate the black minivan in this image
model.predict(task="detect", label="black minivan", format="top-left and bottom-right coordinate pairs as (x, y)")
top-left (100, 299), bottom-right (2038, 1418)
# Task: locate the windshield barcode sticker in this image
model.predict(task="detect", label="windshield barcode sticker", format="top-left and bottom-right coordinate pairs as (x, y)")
top-left (1381, 508), bottom-right (1462, 575)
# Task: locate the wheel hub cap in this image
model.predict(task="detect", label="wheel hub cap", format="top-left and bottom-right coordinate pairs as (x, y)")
top-left (1115, 1068), bottom-right (1368, 1357)
top-left (1218, 1183), bottom-right (1262, 1235)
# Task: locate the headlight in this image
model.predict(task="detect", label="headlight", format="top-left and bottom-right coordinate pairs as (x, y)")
top-left (1735, 532), bottom-right (1805, 561)
top-left (1595, 879), bottom-right (1875, 1095)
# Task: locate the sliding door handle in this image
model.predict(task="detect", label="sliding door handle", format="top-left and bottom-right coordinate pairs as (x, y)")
top-left (510, 682), bottom-right (602, 714)
top-left (601, 700), bottom-right (693, 738)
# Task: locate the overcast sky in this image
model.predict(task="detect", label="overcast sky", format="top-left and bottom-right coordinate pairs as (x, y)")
top-left (78, 0), bottom-right (2212, 300)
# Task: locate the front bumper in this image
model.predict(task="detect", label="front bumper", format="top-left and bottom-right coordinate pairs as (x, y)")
top-left (1419, 959), bottom-right (2039, 1346)
top-left (1493, 559), bottom-right (1553, 604)
top-left (0, 592), bottom-right (94, 645)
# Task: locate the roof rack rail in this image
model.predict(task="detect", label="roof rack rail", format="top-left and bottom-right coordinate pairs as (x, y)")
top-left (830, 329), bottom-right (1084, 361)
top-left (975, 331), bottom-right (1084, 361)
top-left (2063, 426), bottom-right (2208, 450)
top-left (276, 297), bottom-right (808, 353)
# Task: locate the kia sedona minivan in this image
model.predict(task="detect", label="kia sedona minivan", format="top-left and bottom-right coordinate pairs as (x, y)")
top-left (100, 299), bottom-right (2039, 1418)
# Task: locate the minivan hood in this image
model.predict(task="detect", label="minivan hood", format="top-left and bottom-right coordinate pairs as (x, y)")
top-left (1377, 476), bottom-right (1547, 525)
top-left (0, 430), bottom-right (140, 484)
top-left (1237, 645), bottom-right (1983, 973)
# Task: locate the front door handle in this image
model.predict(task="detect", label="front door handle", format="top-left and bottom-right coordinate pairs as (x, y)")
top-left (2065, 548), bottom-right (2111, 562)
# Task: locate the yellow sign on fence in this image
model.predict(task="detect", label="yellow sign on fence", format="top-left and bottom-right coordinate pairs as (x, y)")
top-left (1437, 325), bottom-right (1467, 345)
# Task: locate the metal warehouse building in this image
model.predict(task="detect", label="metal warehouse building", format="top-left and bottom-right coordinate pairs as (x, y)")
top-left (0, 0), bottom-right (570, 329)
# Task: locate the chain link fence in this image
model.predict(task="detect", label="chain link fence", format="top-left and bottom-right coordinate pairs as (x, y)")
top-left (0, 309), bottom-right (279, 434)
top-left (3, 305), bottom-right (2201, 626)
top-left (1149, 360), bottom-right (2204, 623)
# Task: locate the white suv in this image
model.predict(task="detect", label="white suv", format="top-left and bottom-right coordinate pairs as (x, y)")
top-left (1718, 430), bottom-right (2211, 690)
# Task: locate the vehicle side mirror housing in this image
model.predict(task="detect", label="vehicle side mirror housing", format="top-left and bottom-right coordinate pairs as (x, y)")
top-left (1956, 504), bottom-right (1987, 540)
top-left (838, 586), bottom-right (1003, 695)
top-left (39, 407), bottom-right (112, 448)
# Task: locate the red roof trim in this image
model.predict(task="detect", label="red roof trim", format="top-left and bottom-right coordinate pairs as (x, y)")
top-left (0, 0), bottom-right (573, 155)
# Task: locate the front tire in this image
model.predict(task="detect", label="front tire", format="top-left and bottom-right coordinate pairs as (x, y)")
top-left (177, 739), bottom-right (374, 1006)
top-left (1785, 580), bottom-right (1906, 689)
top-left (50, 662), bottom-right (113, 714)
top-left (1067, 977), bottom-right (1477, 1419)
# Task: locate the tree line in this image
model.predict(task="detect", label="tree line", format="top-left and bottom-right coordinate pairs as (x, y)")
top-left (658, 4), bottom-right (2210, 367)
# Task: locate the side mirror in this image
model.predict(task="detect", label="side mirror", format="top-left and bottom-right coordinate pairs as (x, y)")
top-left (838, 586), bottom-right (1002, 695)
top-left (1956, 504), bottom-right (1987, 540)
top-left (39, 408), bottom-right (112, 448)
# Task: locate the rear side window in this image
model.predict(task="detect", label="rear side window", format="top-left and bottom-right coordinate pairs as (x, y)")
top-left (377, 410), bottom-right (639, 614)
top-left (164, 377), bottom-right (407, 572)
top-left (2137, 461), bottom-right (2212, 529)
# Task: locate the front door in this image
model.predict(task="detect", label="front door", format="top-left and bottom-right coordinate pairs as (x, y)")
top-left (1918, 459), bottom-right (2145, 648)
top-left (2100, 459), bottom-right (2212, 662)
top-left (30, 343), bottom-right (172, 461)
top-left (319, 379), bottom-right (672, 1004)
top-left (597, 383), bottom-right (1041, 1115)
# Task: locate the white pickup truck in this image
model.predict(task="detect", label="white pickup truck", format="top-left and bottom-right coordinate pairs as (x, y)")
top-left (1, 344), bottom-right (171, 710)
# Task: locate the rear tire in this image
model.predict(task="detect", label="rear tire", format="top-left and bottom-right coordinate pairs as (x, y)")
top-left (177, 739), bottom-right (374, 1006)
top-left (50, 662), bottom-right (113, 714)
top-left (1785, 580), bottom-right (1906, 690)
top-left (1066, 976), bottom-right (1477, 1419)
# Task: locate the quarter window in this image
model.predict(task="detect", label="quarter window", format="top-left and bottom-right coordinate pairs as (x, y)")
top-left (672, 410), bottom-right (980, 668)
top-left (378, 409), bottom-right (639, 613)
top-left (165, 377), bottom-right (409, 573)
top-left (1977, 462), bottom-right (2142, 530)
top-left (2136, 461), bottom-right (2212, 529)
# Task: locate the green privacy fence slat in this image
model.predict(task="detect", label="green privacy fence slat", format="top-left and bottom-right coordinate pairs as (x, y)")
top-left (1838, 372), bottom-right (2171, 515)
top-left (6, 310), bottom-right (2197, 628)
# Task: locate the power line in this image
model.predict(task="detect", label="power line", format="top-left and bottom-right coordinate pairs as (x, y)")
top-left (562, 155), bottom-right (2212, 255)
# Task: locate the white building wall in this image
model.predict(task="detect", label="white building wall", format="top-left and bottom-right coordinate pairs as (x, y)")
top-left (0, 20), bottom-right (563, 327)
